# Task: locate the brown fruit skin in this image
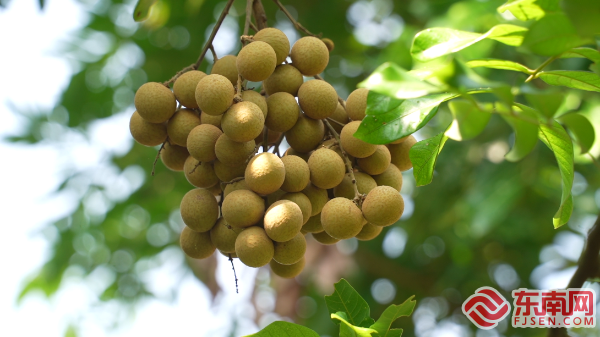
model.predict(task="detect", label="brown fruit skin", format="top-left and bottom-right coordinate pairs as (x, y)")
top-left (223, 179), bottom-right (250, 198)
top-left (245, 152), bottom-right (286, 195)
top-left (180, 188), bottom-right (219, 232)
top-left (285, 113), bottom-right (325, 153)
top-left (210, 218), bottom-right (241, 253)
top-left (167, 109), bottom-right (201, 147)
top-left (302, 183), bottom-right (329, 216)
top-left (307, 148), bottom-right (346, 190)
top-left (321, 197), bottom-right (364, 240)
top-left (215, 133), bottom-right (255, 165)
top-left (321, 38), bottom-right (335, 52)
top-left (184, 156), bottom-right (219, 188)
top-left (237, 41), bottom-right (277, 82)
top-left (389, 135), bottom-right (409, 144)
top-left (241, 90), bottom-right (268, 119)
top-left (195, 74), bottom-right (234, 116)
top-left (264, 200), bottom-right (303, 242)
top-left (312, 231), bottom-right (339, 245)
top-left (235, 226), bottom-right (274, 268)
top-left (333, 172), bottom-right (377, 199)
top-left (362, 186), bottom-right (404, 227)
top-left (280, 192), bottom-right (312, 225)
top-left (214, 159), bottom-right (246, 182)
top-left (210, 55), bottom-right (238, 86)
top-left (208, 183), bottom-right (223, 197)
top-left (264, 64), bottom-right (303, 96)
top-left (180, 226), bottom-right (215, 259)
top-left (372, 163), bottom-right (403, 191)
top-left (253, 28), bottom-right (290, 64)
top-left (355, 223), bottom-right (383, 241)
top-left (346, 88), bottom-right (369, 121)
top-left (187, 124), bottom-right (222, 162)
top-left (298, 80), bottom-right (338, 120)
top-left (302, 214), bottom-right (324, 233)
top-left (290, 36), bottom-right (329, 76)
top-left (129, 111), bottom-right (167, 146)
top-left (284, 148), bottom-right (311, 162)
top-left (222, 190), bottom-right (266, 228)
top-left (357, 145), bottom-right (391, 175)
top-left (134, 82), bottom-right (177, 123)
top-left (280, 155), bottom-right (310, 193)
top-left (200, 112), bottom-right (222, 128)
top-left (340, 121), bottom-right (377, 158)
top-left (161, 142), bottom-right (189, 171)
top-left (388, 135), bottom-right (417, 171)
top-left (270, 257), bottom-right (305, 278)
top-left (173, 70), bottom-right (207, 108)
top-left (222, 101), bottom-right (265, 143)
top-left (329, 103), bottom-right (349, 134)
top-left (273, 232), bottom-right (306, 265)
top-left (265, 92), bottom-right (300, 132)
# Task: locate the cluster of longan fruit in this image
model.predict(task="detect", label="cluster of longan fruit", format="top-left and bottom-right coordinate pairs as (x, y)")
top-left (129, 27), bottom-right (416, 279)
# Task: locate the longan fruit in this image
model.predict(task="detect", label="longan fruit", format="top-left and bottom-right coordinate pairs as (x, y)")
top-left (200, 112), bottom-right (222, 128)
top-left (346, 88), bottom-right (369, 121)
top-left (340, 121), bottom-right (377, 158)
top-left (280, 155), bottom-right (310, 192)
top-left (222, 101), bottom-right (265, 143)
top-left (266, 189), bottom-right (287, 208)
top-left (265, 92), bottom-right (300, 132)
top-left (245, 152), bottom-right (285, 195)
top-left (222, 189), bottom-right (265, 228)
top-left (167, 109), bottom-right (201, 147)
top-left (183, 156), bottom-right (219, 188)
top-left (264, 200), bottom-right (303, 242)
top-left (161, 142), bottom-right (189, 171)
top-left (302, 183), bottom-right (329, 216)
top-left (220, 250), bottom-right (238, 258)
top-left (329, 103), bottom-right (349, 133)
top-left (321, 38), bottom-right (334, 52)
top-left (312, 231), bottom-right (339, 245)
top-left (255, 128), bottom-right (282, 146)
top-left (235, 226), bottom-right (274, 267)
top-left (134, 82), bottom-right (177, 123)
top-left (208, 183), bottom-right (223, 197)
top-left (253, 27), bottom-right (290, 64)
top-left (214, 159), bottom-right (246, 182)
top-left (210, 218), bottom-right (241, 253)
top-left (241, 90), bottom-right (268, 119)
top-left (223, 179), bottom-right (250, 198)
top-left (290, 36), bottom-right (329, 76)
top-left (180, 226), bottom-right (215, 259)
top-left (173, 70), bottom-right (206, 108)
top-left (263, 64), bottom-right (303, 96)
top-left (273, 232), bottom-right (306, 265)
top-left (298, 80), bottom-right (338, 120)
top-left (270, 257), bottom-right (305, 278)
top-left (210, 55), bottom-right (238, 86)
top-left (319, 139), bottom-right (354, 162)
top-left (284, 148), bottom-right (311, 162)
top-left (129, 111), bottom-right (167, 146)
top-left (187, 124), bottom-right (222, 162)
top-left (372, 163), bottom-right (403, 191)
top-left (355, 223), bottom-right (383, 241)
top-left (285, 113), bottom-right (325, 153)
top-left (195, 74), bottom-right (234, 116)
top-left (321, 198), bottom-right (363, 239)
top-left (280, 192), bottom-right (312, 225)
top-left (307, 148), bottom-right (346, 189)
top-left (180, 188), bottom-right (219, 232)
top-left (333, 172), bottom-right (377, 199)
top-left (215, 133), bottom-right (255, 165)
top-left (388, 135), bottom-right (417, 171)
top-left (236, 41), bottom-right (277, 82)
top-left (357, 145), bottom-right (391, 175)
top-left (362, 186), bottom-right (404, 227)
top-left (302, 214), bottom-right (324, 233)
top-left (389, 135), bottom-right (409, 144)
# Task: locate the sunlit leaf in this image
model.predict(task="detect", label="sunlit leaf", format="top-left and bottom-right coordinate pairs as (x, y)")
top-left (366, 91), bottom-right (403, 115)
top-left (538, 71), bottom-right (600, 92)
top-left (332, 312), bottom-right (378, 337)
top-left (445, 100), bottom-right (491, 141)
top-left (325, 279), bottom-right (370, 326)
top-left (522, 13), bottom-right (590, 56)
top-left (133, 0), bottom-right (158, 22)
top-left (560, 47), bottom-right (600, 64)
top-left (466, 59), bottom-right (533, 74)
top-left (558, 113), bottom-right (596, 154)
top-left (359, 62), bottom-right (441, 99)
top-left (410, 130), bottom-right (450, 186)
top-left (244, 321), bottom-right (320, 337)
top-left (497, 0), bottom-right (559, 21)
top-left (370, 296), bottom-right (416, 337)
top-left (500, 104), bottom-right (539, 162)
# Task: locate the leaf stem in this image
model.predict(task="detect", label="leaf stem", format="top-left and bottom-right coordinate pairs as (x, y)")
top-left (525, 55), bottom-right (559, 82)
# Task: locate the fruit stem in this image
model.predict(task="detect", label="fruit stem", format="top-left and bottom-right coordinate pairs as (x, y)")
top-left (151, 140), bottom-right (167, 176)
top-left (223, 177), bottom-right (245, 185)
top-left (262, 127), bottom-right (269, 153)
top-left (244, 0), bottom-right (253, 36)
top-left (228, 254), bottom-right (239, 294)
top-left (253, 0), bottom-right (268, 30)
top-left (326, 117), bottom-right (346, 127)
top-left (323, 119), bottom-right (362, 204)
top-left (209, 45), bottom-right (218, 61)
top-left (272, 0), bottom-right (316, 36)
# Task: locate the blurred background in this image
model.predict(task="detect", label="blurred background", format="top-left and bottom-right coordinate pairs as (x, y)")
top-left (1, 0), bottom-right (599, 336)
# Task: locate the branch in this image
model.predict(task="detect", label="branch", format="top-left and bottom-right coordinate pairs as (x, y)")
top-left (228, 254), bottom-right (239, 294)
top-left (326, 117), bottom-right (346, 127)
top-left (252, 0), bottom-right (268, 30)
top-left (209, 45), bottom-right (218, 61)
top-left (272, 0), bottom-right (316, 36)
top-left (151, 140), bottom-right (167, 176)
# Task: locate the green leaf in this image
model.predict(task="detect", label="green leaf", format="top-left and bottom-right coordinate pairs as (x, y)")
top-left (332, 312), bottom-right (378, 337)
top-left (410, 130), bottom-right (450, 186)
top-left (133, 0), bottom-right (158, 22)
top-left (386, 329), bottom-right (404, 337)
top-left (370, 296), bottom-right (416, 337)
top-left (359, 62), bottom-right (442, 99)
top-left (564, 0), bottom-right (600, 38)
top-left (359, 317), bottom-right (376, 328)
top-left (538, 121), bottom-right (575, 228)
top-left (411, 24), bottom-right (527, 61)
top-left (538, 71), bottom-right (600, 92)
top-left (497, 0), bottom-right (560, 21)
top-left (500, 105), bottom-right (539, 162)
top-left (522, 13), bottom-right (590, 56)
top-left (558, 113), bottom-right (596, 154)
top-left (325, 279), bottom-right (370, 327)
top-left (560, 47), bottom-right (600, 65)
top-left (243, 321), bottom-right (320, 337)
top-left (366, 91), bottom-right (403, 115)
top-left (525, 93), bottom-right (563, 119)
top-left (445, 100), bottom-right (491, 141)
top-left (355, 93), bottom-right (459, 145)
top-left (466, 59), bottom-right (533, 74)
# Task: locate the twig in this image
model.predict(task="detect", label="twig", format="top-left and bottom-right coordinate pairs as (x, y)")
top-left (228, 254), bottom-right (239, 294)
top-left (223, 177), bottom-right (245, 185)
top-left (162, 65), bottom-right (195, 87)
top-left (526, 55), bottom-right (559, 82)
top-left (326, 117), bottom-right (346, 127)
top-left (253, 0), bottom-right (268, 30)
top-left (189, 161), bottom-right (201, 174)
top-left (151, 141), bottom-right (167, 176)
top-left (272, 0), bottom-right (316, 36)
top-left (249, 21), bottom-right (259, 33)
top-left (315, 74), bottom-right (346, 108)
top-left (209, 45), bottom-right (218, 61)
top-left (243, 0), bottom-right (253, 36)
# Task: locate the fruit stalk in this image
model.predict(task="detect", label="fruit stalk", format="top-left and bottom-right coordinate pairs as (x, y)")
top-left (323, 119), bottom-right (362, 203)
